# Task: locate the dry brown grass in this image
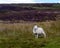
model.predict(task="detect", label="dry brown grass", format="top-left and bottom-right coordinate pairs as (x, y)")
top-left (0, 21), bottom-right (60, 48)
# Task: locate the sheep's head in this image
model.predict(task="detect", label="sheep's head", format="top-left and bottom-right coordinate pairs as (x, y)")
top-left (34, 25), bottom-right (38, 29)
top-left (33, 25), bottom-right (38, 32)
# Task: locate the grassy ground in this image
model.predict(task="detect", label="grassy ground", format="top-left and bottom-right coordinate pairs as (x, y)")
top-left (0, 21), bottom-right (60, 48)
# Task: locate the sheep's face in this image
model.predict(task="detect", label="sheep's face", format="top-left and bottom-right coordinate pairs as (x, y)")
top-left (34, 25), bottom-right (38, 29)
top-left (33, 25), bottom-right (38, 32)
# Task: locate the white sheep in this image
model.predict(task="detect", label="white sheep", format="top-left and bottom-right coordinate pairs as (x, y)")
top-left (33, 25), bottom-right (46, 38)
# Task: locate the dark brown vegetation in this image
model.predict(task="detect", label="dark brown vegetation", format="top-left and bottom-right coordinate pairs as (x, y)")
top-left (0, 3), bottom-right (60, 22)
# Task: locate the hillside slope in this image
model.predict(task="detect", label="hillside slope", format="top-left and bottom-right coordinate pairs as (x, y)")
top-left (0, 4), bottom-right (60, 22)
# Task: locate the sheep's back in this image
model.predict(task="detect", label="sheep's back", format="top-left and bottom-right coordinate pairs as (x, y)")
top-left (36, 28), bottom-right (43, 34)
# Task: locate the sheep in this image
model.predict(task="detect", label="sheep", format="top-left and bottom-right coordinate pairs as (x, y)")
top-left (33, 25), bottom-right (46, 38)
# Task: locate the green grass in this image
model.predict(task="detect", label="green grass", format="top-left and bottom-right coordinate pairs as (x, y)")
top-left (0, 21), bottom-right (60, 48)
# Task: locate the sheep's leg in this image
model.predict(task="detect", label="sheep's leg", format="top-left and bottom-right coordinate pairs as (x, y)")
top-left (35, 34), bottom-right (38, 38)
top-left (43, 32), bottom-right (46, 38)
top-left (37, 34), bottom-right (38, 38)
